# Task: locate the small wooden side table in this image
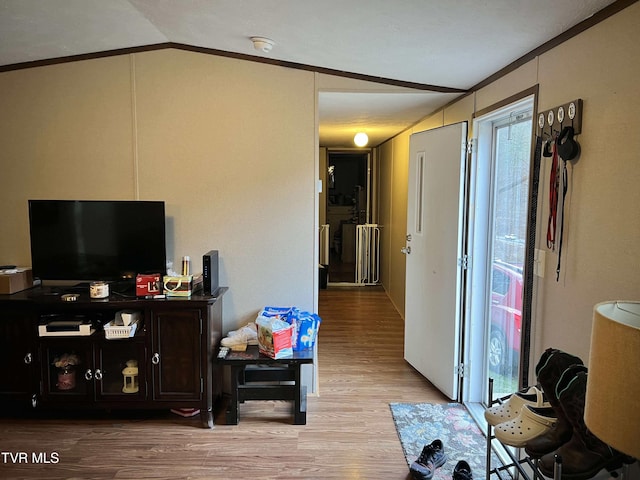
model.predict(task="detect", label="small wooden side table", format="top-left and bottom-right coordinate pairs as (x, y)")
top-left (217, 345), bottom-right (314, 425)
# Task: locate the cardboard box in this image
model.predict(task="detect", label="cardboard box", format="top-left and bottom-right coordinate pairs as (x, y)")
top-left (163, 275), bottom-right (193, 297)
top-left (136, 273), bottom-right (162, 297)
top-left (0, 268), bottom-right (33, 294)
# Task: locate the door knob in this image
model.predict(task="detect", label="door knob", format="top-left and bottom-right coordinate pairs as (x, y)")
top-left (401, 246), bottom-right (411, 254)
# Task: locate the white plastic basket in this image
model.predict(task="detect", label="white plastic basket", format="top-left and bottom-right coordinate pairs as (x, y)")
top-left (104, 320), bottom-right (138, 339)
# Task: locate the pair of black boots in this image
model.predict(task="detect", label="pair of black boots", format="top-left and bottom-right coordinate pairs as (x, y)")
top-left (409, 439), bottom-right (472, 480)
top-left (526, 348), bottom-right (629, 479)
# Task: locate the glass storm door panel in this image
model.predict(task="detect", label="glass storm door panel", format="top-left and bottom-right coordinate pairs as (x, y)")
top-left (486, 114), bottom-right (532, 398)
top-left (465, 99), bottom-right (534, 404)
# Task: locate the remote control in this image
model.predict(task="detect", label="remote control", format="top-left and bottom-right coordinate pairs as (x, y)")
top-left (217, 347), bottom-right (229, 358)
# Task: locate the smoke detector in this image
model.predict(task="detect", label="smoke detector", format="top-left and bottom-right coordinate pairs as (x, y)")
top-left (250, 37), bottom-right (275, 53)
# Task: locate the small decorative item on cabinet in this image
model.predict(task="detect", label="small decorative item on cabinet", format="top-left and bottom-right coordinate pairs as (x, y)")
top-left (122, 359), bottom-right (139, 394)
top-left (53, 353), bottom-right (80, 391)
top-left (163, 275), bottom-right (193, 297)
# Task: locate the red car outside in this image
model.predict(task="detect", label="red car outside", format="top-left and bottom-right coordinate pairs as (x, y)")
top-left (489, 260), bottom-right (523, 372)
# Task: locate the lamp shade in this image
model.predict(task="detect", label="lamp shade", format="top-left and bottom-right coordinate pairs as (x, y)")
top-left (584, 301), bottom-right (640, 459)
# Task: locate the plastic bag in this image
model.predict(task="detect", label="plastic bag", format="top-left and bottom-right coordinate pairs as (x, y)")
top-left (257, 306), bottom-right (321, 351)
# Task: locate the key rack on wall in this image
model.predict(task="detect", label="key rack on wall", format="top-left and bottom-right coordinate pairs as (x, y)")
top-left (537, 99), bottom-right (583, 137)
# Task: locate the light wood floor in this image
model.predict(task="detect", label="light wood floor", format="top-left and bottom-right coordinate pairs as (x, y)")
top-left (0, 287), bottom-right (448, 480)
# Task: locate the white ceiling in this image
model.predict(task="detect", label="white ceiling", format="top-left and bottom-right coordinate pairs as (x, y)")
top-left (0, 0), bottom-right (619, 147)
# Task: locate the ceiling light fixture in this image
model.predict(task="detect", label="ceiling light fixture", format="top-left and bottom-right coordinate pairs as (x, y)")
top-left (354, 132), bottom-right (369, 147)
top-left (250, 36), bottom-right (275, 53)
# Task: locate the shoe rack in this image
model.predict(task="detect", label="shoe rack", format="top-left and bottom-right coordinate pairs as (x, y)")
top-left (484, 379), bottom-right (637, 480)
top-left (484, 378), bottom-right (552, 480)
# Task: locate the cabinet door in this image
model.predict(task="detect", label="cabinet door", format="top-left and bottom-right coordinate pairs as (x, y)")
top-left (94, 340), bottom-right (147, 402)
top-left (151, 309), bottom-right (202, 401)
top-left (0, 311), bottom-right (36, 404)
top-left (39, 340), bottom-right (93, 403)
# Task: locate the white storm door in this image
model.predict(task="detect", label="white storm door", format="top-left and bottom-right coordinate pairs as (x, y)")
top-left (404, 122), bottom-right (468, 400)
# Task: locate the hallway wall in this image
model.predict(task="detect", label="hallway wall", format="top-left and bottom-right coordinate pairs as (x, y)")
top-left (378, 3), bottom-right (640, 367)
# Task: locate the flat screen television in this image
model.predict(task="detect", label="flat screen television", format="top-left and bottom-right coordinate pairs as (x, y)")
top-left (28, 200), bottom-right (167, 283)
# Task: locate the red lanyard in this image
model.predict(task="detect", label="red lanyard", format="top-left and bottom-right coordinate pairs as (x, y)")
top-left (546, 135), bottom-right (569, 281)
top-left (547, 138), bottom-right (559, 250)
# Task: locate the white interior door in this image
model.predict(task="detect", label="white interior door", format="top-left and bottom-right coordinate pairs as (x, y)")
top-left (404, 122), bottom-right (468, 400)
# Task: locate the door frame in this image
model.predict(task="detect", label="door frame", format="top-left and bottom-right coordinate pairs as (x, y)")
top-left (462, 86), bottom-right (540, 408)
top-left (324, 148), bottom-right (374, 285)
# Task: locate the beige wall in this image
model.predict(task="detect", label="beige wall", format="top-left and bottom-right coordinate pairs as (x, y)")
top-left (2, 3), bottom-right (639, 384)
top-left (378, 141), bottom-right (394, 298)
top-left (0, 50), bottom-right (318, 334)
top-left (378, 3), bottom-right (640, 367)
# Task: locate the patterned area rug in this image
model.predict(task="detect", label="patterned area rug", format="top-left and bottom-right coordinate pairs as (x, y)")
top-left (390, 402), bottom-right (499, 480)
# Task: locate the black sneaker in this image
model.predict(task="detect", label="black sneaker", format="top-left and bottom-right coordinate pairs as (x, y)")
top-left (409, 439), bottom-right (447, 480)
top-left (453, 460), bottom-right (473, 480)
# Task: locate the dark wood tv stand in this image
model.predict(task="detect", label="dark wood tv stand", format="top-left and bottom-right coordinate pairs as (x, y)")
top-left (0, 286), bottom-right (227, 428)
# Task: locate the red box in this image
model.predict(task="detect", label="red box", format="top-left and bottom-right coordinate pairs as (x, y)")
top-left (136, 273), bottom-right (162, 297)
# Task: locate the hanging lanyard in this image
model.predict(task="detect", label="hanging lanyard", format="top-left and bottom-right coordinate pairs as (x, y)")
top-left (546, 133), bottom-right (569, 281)
top-left (555, 157), bottom-right (568, 281)
top-left (546, 138), bottom-right (559, 250)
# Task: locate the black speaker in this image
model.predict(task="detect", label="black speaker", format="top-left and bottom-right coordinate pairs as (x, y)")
top-left (202, 250), bottom-right (219, 295)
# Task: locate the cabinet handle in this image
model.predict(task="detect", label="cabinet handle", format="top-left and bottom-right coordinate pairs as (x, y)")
top-left (152, 353), bottom-right (160, 365)
top-left (84, 369), bottom-right (93, 380)
top-left (24, 352), bottom-right (32, 365)
top-left (94, 369), bottom-right (103, 381)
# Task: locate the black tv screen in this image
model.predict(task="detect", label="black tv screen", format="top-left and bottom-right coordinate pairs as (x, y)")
top-left (28, 200), bottom-right (167, 282)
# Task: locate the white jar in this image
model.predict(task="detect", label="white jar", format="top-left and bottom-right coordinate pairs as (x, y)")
top-left (90, 281), bottom-right (109, 299)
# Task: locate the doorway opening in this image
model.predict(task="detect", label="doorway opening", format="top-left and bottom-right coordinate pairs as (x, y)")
top-left (464, 94), bottom-right (535, 415)
top-left (326, 151), bottom-right (370, 284)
